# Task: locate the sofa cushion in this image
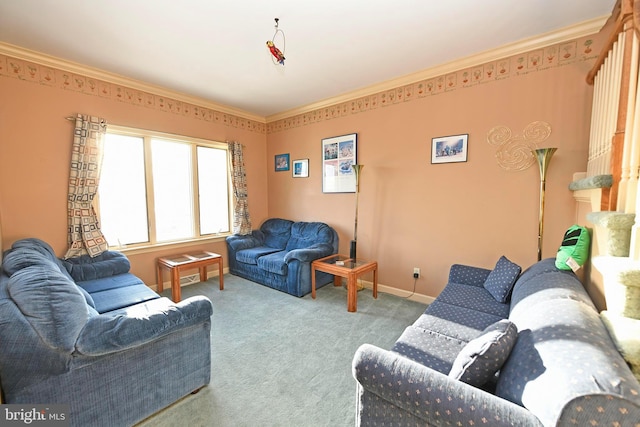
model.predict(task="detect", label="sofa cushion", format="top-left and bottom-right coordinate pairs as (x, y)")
top-left (414, 301), bottom-right (505, 342)
top-left (236, 246), bottom-right (281, 265)
top-left (436, 282), bottom-right (510, 318)
top-left (7, 264), bottom-right (90, 352)
top-left (89, 285), bottom-right (160, 313)
top-left (285, 222), bottom-right (334, 252)
top-left (261, 218), bottom-right (293, 249)
top-left (62, 251), bottom-right (131, 281)
top-left (483, 256), bottom-right (521, 303)
top-left (76, 272), bottom-right (146, 293)
top-left (498, 297), bottom-right (640, 426)
top-left (256, 251), bottom-right (288, 276)
top-left (509, 259), bottom-right (595, 318)
top-left (76, 273), bottom-right (159, 313)
top-left (2, 247), bottom-right (61, 276)
top-left (391, 325), bottom-right (467, 374)
top-left (448, 319), bottom-right (518, 387)
top-left (77, 284), bottom-right (97, 309)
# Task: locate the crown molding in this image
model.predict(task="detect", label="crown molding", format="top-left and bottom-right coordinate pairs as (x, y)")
top-left (266, 15), bottom-right (610, 123)
top-left (0, 42), bottom-right (265, 124)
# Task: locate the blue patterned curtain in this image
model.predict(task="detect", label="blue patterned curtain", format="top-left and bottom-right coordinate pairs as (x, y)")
top-left (64, 114), bottom-right (109, 258)
top-left (229, 141), bottom-right (252, 235)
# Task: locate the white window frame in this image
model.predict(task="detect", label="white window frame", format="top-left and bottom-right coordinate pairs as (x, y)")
top-left (98, 125), bottom-right (233, 253)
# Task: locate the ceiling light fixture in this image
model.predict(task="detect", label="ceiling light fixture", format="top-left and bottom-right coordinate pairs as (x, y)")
top-left (266, 18), bottom-right (286, 66)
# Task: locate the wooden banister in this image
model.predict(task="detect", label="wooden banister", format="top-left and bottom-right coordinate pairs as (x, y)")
top-left (587, 0), bottom-right (633, 85)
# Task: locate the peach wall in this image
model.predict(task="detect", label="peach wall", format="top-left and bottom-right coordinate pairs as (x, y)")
top-left (266, 60), bottom-right (596, 298)
top-left (0, 76), bottom-right (269, 285)
top-left (0, 30), bottom-right (602, 299)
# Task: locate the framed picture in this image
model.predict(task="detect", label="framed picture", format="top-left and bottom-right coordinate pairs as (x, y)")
top-left (292, 159), bottom-right (309, 178)
top-left (322, 133), bottom-right (357, 193)
top-left (431, 134), bottom-right (469, 164)
top-left (275, 153), bottom-right (290, 171)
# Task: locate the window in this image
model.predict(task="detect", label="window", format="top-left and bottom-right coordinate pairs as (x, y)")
top-left (98, 126), bottom-right (231, 249)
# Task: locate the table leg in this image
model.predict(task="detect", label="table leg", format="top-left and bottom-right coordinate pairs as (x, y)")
top-left (373, 265), bottom-right (378, 299)
top-left (347, 272), bottom-right (357, 312)
top-left (199, 266), bottom-right (207, 282)
top-left (311, 266), bottom-right (317, 299)
top-left (333, 275), bottom-right (342, 287)
top-left (171, 267), bottom-right (181, 302)
top-left (156, 264), bottom-right (164, 293)
top-left (218, 258), bottom-right (224, 290)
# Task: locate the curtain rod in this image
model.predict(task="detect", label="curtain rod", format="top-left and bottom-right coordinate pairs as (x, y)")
top-left (65, 116), bottom-right (107, 127)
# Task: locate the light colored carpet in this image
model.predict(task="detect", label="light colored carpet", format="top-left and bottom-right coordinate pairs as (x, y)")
top-left (136, 274), bottom-right (427, 427)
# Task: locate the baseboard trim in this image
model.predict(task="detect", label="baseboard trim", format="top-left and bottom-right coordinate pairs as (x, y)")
top-left (152, 270), bottom-right (435, 306)
top-left (350, 279), bottom-right (435, 305)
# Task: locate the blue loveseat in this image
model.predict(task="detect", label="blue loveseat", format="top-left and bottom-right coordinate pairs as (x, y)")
top-left (0, 238), bottom-right (213, 427)
top-left (353, 258), bottom-right (640, 426)
top-left (226, 218), bottom-right (339, 297)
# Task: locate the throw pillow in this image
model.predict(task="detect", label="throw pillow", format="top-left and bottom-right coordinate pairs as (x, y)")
top-left (449, 319), bottom-right (518, 387)
top-left (483, 256), bottom-right (521, 303)
top-left (555, 225), bottom-right (590, 271)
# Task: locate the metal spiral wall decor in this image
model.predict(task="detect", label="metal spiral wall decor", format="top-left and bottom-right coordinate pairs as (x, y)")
top-left (486, 121), bottom-right (552, 171)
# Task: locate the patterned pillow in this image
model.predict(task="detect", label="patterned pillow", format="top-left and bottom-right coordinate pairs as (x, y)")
top-left (449, 319), bottom-right (518, 387)
top-left (483, 256), bottom-right (521, 303)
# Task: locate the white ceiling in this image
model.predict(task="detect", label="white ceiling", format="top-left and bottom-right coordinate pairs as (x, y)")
top-left (0, 0), bottom-right (616, 118)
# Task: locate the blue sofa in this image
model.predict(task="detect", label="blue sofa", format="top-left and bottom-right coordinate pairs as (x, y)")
top-left (353, 258), bottom-right (640, 426)
top-left (226, 218), bottom-right (338, 297)
top-left (0, 238), bottom-right (213, 427)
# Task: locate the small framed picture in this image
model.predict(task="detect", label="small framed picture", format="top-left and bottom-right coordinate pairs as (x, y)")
top-left (292, 159), bottom-right (309, 178)
top-left (275, 153), bottom-right (290, 171)
top-left (431, 134), bottom-right (469, 164)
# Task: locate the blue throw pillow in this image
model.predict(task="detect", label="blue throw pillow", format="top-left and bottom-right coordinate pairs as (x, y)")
top-left (449, 319), bottom-right (518, 387)
top-left (483, 256), bottom-right (521, 303)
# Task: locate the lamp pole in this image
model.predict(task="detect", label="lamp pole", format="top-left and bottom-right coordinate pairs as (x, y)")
top-left (533, 148), bottom-right (557, 261)
top-left (351, 165), bottom-right (364, 260)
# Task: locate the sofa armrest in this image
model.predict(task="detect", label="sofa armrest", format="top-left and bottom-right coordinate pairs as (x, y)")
top-left (75, 296), bottom-right (213, 356)
top-left (226, 231), bottom-right (263, 252)
top-left (62, 251), bottom-right (131, 282)
top-left (448, 264), bottom-right (491, 287)
top-left (284, 244), bottom-right (334, 263)
top-left (353, 344), bottom-right (542, 427)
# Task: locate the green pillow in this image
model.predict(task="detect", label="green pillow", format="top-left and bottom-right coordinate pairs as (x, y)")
top-left (555, 225), bottom-right (590, 271)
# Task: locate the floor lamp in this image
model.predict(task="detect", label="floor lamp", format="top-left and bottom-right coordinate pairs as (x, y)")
top-left (534, 148), bottom-right (557, 261)
top-left (350, 165), bottom-right (364, 260)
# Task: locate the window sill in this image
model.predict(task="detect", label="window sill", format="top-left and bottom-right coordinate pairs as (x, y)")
top-left (113, 234), bottom-right (230, 256)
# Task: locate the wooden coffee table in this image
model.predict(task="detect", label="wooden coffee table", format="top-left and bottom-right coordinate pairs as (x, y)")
top-left (311, 254), bottom-right (378, 312)
top-left (157, 251), bottom-right (223, 302)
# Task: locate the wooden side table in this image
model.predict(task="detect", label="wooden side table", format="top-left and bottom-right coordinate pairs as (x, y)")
top-left (311, 254), bottom-right (378, 312)
top-left (157, 251), bottom-right (224, 302)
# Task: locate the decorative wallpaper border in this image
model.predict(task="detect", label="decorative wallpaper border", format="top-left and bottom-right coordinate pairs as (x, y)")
top-left (0, 54), bottom-right (267, 134)
top-left (267, 35), bottom-right (599, 133)
top-left (0, 33), bottom-right (599, 136)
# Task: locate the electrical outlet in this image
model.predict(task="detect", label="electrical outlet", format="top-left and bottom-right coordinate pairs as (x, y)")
top-left (413, 267), bottom-right (420, 279)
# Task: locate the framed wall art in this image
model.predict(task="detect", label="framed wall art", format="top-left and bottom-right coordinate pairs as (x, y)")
top-left (292, 159), bottom-right (309, 178)
top-left (322, 133), bottom-right (357, 193)
top-left (275, 153), bottom-right (290, 171)
top-left (431, 134), bottom-right (468, 164)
